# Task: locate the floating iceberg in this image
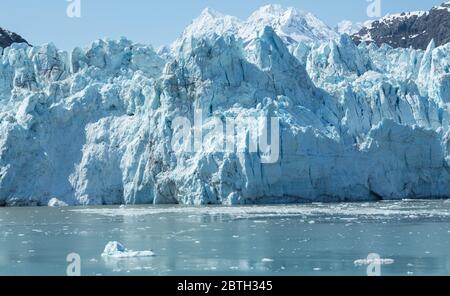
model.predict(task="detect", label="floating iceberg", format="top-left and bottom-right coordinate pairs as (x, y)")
top-left (48, 198), bottom-right (68, 207)
top-left (101, 241), bottom-right (155, 258)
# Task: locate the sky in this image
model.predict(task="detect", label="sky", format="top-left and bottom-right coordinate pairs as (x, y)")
top-left (0, 0), bottom-right (445, 51)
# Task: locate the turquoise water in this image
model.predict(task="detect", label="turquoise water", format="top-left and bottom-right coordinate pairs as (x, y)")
top-left (1, 200), bottom-right (450, 275)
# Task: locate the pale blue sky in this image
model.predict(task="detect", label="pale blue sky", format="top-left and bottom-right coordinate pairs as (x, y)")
top-left (0, 0), bottom-right (444, 50)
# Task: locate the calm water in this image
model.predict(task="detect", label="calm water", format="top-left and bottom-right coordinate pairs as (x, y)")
top-left (1, 200), bottom-right (450, 276)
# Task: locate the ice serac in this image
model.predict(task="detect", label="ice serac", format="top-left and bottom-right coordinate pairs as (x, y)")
top-left (2, 9), bottom-right (450, 206)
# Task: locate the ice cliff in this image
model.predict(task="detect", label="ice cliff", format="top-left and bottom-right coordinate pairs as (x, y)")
top-left (1, 8), bottom-right (450, 206)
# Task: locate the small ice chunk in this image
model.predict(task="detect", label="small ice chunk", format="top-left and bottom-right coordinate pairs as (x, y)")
top-left (101, 241), bottom-right (155, 258)
top-left (48, 198), bottom-right (68, 207)
top-left (353, 258), bottom-right (394, 266)
top-left (103, 241), bottom-right (126, 254)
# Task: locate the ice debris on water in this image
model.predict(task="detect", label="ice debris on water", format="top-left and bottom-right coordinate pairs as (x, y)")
top-left (353, 258), bottom-right (395, 266)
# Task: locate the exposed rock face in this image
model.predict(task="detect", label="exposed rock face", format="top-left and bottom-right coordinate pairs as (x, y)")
top-left (0, 27), bottom-right (28, 48)
top-left (353, 2), bottom-right (450, 50)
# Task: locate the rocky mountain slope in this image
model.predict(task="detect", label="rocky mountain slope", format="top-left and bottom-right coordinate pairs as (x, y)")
top-left (353, 2), bottom-right (450, 49)
top-left (0, 27), bottom-right (28, 48)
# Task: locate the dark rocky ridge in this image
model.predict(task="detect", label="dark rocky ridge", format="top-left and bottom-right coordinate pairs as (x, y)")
top-left (0, 27), bottom-right (28, 48)
top-left (353, 2), bottom-right (450, 50)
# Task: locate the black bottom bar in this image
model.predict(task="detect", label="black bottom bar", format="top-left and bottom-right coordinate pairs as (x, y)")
top-left (0, 276), bottom-right (445, 295)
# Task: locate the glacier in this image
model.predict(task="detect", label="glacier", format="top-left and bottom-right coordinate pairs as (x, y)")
top-left (1, 7), bottom-right (450, 206)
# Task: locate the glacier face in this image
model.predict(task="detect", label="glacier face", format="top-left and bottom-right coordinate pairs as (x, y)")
top-left (1, 10), bottom-right (450, 206)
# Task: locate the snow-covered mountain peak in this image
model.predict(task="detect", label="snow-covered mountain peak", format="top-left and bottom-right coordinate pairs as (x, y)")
top-left (172, 4), bottom-right (339, 52)
top-left (172, 7), bottom-right (241, 51)
top-left (199, 7), bottom-right (224, 18)
top-left (246, 4), bottom-right (306, 21)
top-left (241, 5), bottom-right (338, 45)
top-left (435, 1), bottom-right (450, 11)
top-left (379, 1), bottom-right (450, 23)
top-left (187, 7), bottom-right (241, 36)
top-left (336, 20), bottom-right (365, 35)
